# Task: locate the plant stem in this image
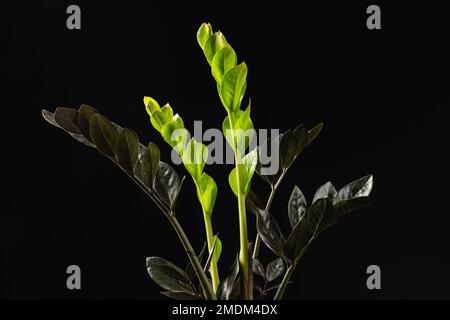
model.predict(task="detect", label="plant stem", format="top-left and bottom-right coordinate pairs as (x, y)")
top-left (203, 214), bottom-right (220, 293)
top-left (170, 214), bottom-right (216, 300)
top-left (228, 112), bottom-right (250, 299)
top-left (123, 169), bottom-right (216, 300)
top-left (273, 264), bottom-right (294, 300)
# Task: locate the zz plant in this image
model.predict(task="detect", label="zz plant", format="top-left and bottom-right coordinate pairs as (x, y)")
top-left (43, 22), bottom-right (373, 300)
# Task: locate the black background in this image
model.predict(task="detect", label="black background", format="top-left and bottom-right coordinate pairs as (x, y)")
top-left (1, 1), bottom-right (449, 300)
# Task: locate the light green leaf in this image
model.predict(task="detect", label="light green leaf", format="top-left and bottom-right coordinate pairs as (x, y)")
top-left (143, 96), bottom-right (161, 116)
top-left (161, 114), bottom-right (188, 151)
top-left (219, 62), bottom-right (247, 112)
top-left (197, 23), bottom-right (213, 50)
top-left (197, 173), bottom-right (218, 216)
top-left (222, 101), bottom-right (253, 153)
top-left (150, 104), bottom-right (174, 133)
top-left (204, 32), bottom-right (228, 65)
top-left (228, 149), bottom-right (258, 197)
top-left (211, 46), bottom-right (237, 83)
top-left (182, 138), bottom-right (208, 182)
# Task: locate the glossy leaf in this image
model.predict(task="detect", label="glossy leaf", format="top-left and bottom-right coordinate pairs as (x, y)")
top-left (288, 186), bottom-right (307, 229)
top-left (217, 255), bottom-right (240, 300)
top-left (307, 198), bottom-right (334, 236)
top-left (228, 149), bottom-right (258, 197)
top-left (197, 22), bottom-right (213, 50)
top-left (222, 102), bottom-right (254, 153)
top-left (280, 124), bottom-right (308, 170)
top-left (146, 257), bottom-right (194, 293)
top-left (266, 258), bottom-right (284, 282)
top-left (154, 162), bottom-right (181, 208)
top-left (256, 209), bottom-right (286, 259)
top-left (161, 116), bottom-right (188, 152)
top-left (134, 142), bottom-right (160, 189)
top-left (89, 114), bottom-right (119, 157)
top-left (76, 104), bottom-right (98, 141)
top-left (255, 133), bottom-right (283, 186)
top-left (252, 259), bottom-right (266, 281)
top-left (144, 96), bottom-right (161, 116)
top-left (219, 63), bottom-right (247, 112)
top-left (54, 107), bottom-right (81, 134)
top-left (334, 175), bottom-right (373, 217)
top-left (307, 122), bottom-right (323, 145)
top-left (204, 32), bottom-right (228, 65)
top-left (114, 128), bottom-right (139, 172)
top-left (151, 104), bottom-right (174, 133)
top-left (283, 217), bottom-right (310, 264)
top-left (182, 138), bottom-right (208, 182)
top-left (197, 173), bottom-right (218, 216)
top-left (42, 109), bottom-right (95, 148)
top-left (212, 46), bottom-right (237, 83)
top-left (256, 123), bottom-right (323, 188)
top-left (312, 181), bottom-right (337, 204)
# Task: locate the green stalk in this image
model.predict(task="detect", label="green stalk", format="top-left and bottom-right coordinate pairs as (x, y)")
top-left (228, 112), bottom-right (250, 299)
top-left (203, 213), bottom-right (220, 293)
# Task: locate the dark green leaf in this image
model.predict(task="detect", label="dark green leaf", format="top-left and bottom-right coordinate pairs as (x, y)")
top-left (161, 291), bottom-right (203, 300)
top-left (256, 209), bottom-right (286, 259)
top-left (334, 175), bottom-right (373, 217)
top-left (154, 162), bottom-right (180, 208)
top-left (255, 133), bottom-right (283, 186)
top-left (308, 198), bottom-right (334, 236)
top-left (146, 257), bottom-right (193, 293)
top-left (42, 109), bottom-right (58, 127)
top-left (230, 277), bottom-right (241, 300)
top-left (252, 258), bottom-right (266, 281)
top-left (312, 181), bottom-right (337, 203)
top-left (114, 128), bottom-right (139, 172)
top-left (76, 104), bottom-right (98, 141)
top-left (42, 109), bottom-right (96, 147)
top-left (217, 255), bottom-right (239, 300)
top-left (54, 107), bottom-right (81, 134)
top-left (307, 122), bottom-right (323, 145)
top-left (280, 125), bottom-right (308, 170)
top-left (283, 217), bottom-right (310, 264)
top-left (134, 142), bottom-right (160, 189)
top-left (288, 186), bottom-right (307, 229)
top-left (89, 114), bottom-right (119, 157)
top-left (266, 258), bottom-right (284, 282)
